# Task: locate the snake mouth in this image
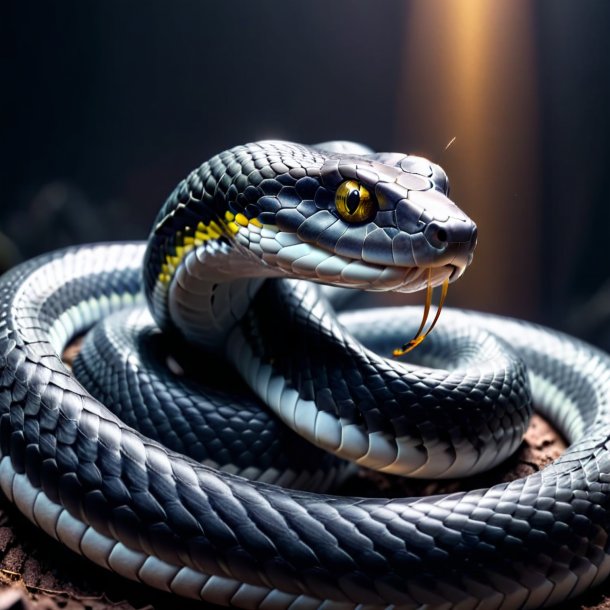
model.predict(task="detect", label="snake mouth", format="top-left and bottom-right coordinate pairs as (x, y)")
top-left (228, 219), bottom-right (466, 292)
top-left (269, 239), bottom-right (457, 292)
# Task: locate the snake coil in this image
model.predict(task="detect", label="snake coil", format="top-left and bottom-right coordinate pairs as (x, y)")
top-left (0, 141), bottom-right (609, 609)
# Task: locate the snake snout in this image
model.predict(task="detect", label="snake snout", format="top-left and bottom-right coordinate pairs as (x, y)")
top-left (424, 218), bottom-right (477, 249)
top-left (423, 218), bottom-right (478, 271)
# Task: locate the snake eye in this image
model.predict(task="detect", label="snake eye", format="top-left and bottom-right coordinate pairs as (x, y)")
top-left (335, 180), bottom-right (376, 223)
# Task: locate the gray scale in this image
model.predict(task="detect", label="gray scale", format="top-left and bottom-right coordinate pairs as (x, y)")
top-left (72, 305), bottom-right (341, 490)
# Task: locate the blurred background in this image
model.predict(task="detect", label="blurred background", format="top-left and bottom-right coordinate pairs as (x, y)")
top-left (2, 0), bottom-right (610, 348)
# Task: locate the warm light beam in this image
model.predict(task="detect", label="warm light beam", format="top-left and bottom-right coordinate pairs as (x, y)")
top-left (396, 0), bottom-right (540, 318)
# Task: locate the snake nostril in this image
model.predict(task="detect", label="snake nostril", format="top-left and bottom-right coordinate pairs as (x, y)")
top-left (424, 224), bottom-right (450, 250)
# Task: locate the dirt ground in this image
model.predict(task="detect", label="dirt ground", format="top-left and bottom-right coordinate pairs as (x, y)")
top-left (0, 345), bottom-right (607, 609)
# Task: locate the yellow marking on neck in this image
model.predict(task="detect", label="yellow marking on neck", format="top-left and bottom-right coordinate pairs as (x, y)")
top-left (235, 213), bottom-right (249, 226)
top-left (223, 210), bottom-right (264, 235)
top-left (157, 219), bottom-right (227, 285)
top-left (157, 211), bottom-right (268, 285)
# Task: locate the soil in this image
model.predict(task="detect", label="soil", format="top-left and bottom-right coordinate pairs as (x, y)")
top-left (0, 345), bottom-right (607, 609)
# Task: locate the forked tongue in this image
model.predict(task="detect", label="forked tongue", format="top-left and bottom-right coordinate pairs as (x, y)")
top-left (393, 267), bottom-right (449, 357)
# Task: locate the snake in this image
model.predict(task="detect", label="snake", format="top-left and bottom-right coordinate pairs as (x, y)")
top-left (1, 140), bottom-right (610, 609)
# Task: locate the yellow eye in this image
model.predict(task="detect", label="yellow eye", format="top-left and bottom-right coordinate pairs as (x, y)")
top-left (335, 180), bottom-right (376, 223)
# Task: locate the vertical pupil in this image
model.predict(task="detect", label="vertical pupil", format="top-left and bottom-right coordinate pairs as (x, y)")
top-left (346, 189), bottom-right (360, 214)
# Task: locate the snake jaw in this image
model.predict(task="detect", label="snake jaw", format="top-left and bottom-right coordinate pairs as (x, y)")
top-left (259, 226), bottom-right (455, 292)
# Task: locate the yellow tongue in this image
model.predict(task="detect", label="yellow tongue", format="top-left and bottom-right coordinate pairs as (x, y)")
top-left (393, 268), bottom-right (449, 357)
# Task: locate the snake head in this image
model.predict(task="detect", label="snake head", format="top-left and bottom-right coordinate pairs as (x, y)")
top-left (226, 141), bottom-right (477, 292)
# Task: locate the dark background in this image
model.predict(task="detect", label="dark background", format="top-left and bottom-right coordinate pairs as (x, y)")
top-left (2, 0), bottom-right (610, 347)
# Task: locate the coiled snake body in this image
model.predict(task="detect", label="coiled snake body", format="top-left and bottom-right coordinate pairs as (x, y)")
top-left (0, 141), bottom-right (610, 609)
